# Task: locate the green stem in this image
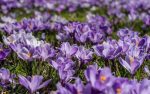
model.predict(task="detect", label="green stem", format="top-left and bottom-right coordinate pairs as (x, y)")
top-left (28, 61), bottom-right (32, 76)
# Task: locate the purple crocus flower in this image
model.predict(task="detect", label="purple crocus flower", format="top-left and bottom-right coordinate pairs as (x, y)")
top-left (86, 14), bottom-right (112, 35)
top-left (85, 64), bottom-right (114, 91)
top-left (50, 57), bottom-right (74, 81)
top-left (55, 78), bottom-right (92, 94)
top-left (74, 24), bottom-right (90, 43)
top-left (19, 75), bottom-right (51, 93)
top-left (138, 36), bottom-right (150, 60)
top-left (117, 28), bottom-right (139, 41)
top-left (0, 44), bottom-right (10, 60)
top-left (143, 15), bottom-right (150, 26)
top-left (55, 83), bottom-right (72, 94)
top-left (60, 42), bottom-right (78, 58)
top-left (93, 39), bottom-right (122, 59)
top-left (139, 79), bottom-right (150, 94)
top-left (118, 39), bottom-right (129, 54)
top-left (0, 68), bottom-right (14, 88)
top-left (10, 44), bottom-right (38, 61)
top-left (144, 65), bottom-right (150, 77)
top-left (36, 43), bottom-right (55, 61)
top-left (75, 46), bottom-right (93, 64)
top-left (119, 47), bottom-right (146, 74)
top-left (63, 22), bottom-right (77, 34)
top-left (65, 78), bottom-right (84, 94)
top-left (88, 31), bottom-right (104, 44)
top-left (3, 31), bottom-right (46, 61)
top-left (111, 78), bottom-right (137, 94)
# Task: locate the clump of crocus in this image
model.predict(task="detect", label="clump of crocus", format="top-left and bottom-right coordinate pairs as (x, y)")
top-left (3, 31), bottom-right (56, 61)
top-left (18, 75), bottom-right (51, 94)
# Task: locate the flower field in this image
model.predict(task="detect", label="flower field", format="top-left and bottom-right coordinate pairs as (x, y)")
top-left (0, 0), bottom-right (150, 94)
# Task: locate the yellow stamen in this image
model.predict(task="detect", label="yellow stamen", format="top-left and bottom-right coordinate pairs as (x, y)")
top-left (0, 49), bottom-right (3, 51)
top-left (129, 56), bottom-right (134, 64)
top-left (100, 75), bottom-right (106, 82)
top-left (27, 53), bottom-right (32, 58)
top-left (8, 36), bottom-right (14, 43)
top-left (116, 88), bottom-right (121, 94)
top-left (1, 91), bottom-right (9, 94)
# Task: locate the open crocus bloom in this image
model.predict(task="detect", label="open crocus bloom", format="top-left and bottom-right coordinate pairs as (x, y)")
top-left (0, 68), bottom-right (14, 88)
top-left (85, 64), bottom-right (114, 91)
top-left (60, 42), bottom-right (78, 58)
top-left (0, 44), bottom-right (10, 60)
top-left (19, 75), bottom-right (51, 93)
top-left (75, 46), bottom-right (93, 64)
top-left (93, 39), bottom-right (122, 60)
top-left (119, 47), bottom-right (146, 74)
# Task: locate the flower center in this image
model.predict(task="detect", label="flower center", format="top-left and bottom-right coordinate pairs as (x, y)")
top-left (0, 49), bottom-right (3, 52)
top-left (116, 88), bottom-right (121, 94)
top-left (129, 56), bottom-right (134, 64)
top-left (27, 53), bottom-right (32, 58)
top-left (100, 75), bottom-right (106, 82)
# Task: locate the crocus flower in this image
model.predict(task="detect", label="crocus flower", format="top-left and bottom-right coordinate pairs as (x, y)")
top-left (117, 28), bottom-right (139, 41)
top-left (139, 79), bottom-right (150, 94)
top-left (111, 78), bottom-right (137, 94)
top-left (36, 43), bottom-right (55, 61)
top-left (65, 78), bottom-right (84, 94)
top-left (75, 46), bottom-right (93, 64)
top-left (63, 22), bottom-right (77, 34)
top-left (50, 57), bottom-right (74, 81)
top-left (3, 31), bottom-right (48, 61)
top-left (85, 64), bottom-right (114, 91)
top-left (118, 39), bottom-right (129, 54)
top-left (55, 78), bottom-right (92, 94)
top-left (119, 47), bottom-right (146, 74)
top-left (0, 44), bottom-right (10, 60)
top-left (3, 31), bottom-right (44, 47)
top-left (0, 68), bottom-right (14, 88)
top-left (19, 75), bottom-right (51, 93)
top-left (74, 24), bottom-right (90, 43)
top-left (3, 31), bottom-right (24, 45)
top-left (86, 14), bottom-right (112, 35)
top-left (93, 39), bottom-right (122, 59)
top-left (144, 65), bottom-right (150, 77)
top-left (143, 15), bottom-right (150, 26)
top-left (60, 42), bottom-right (78, 58)
top-left (55, 83), bottom-right (72, 94)
top-left (10, 44), bottom-right (38, 61)
top-left (88, 31), bottom-right (104, 44)
top-left (138, 36), bottom-right (150, 60)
